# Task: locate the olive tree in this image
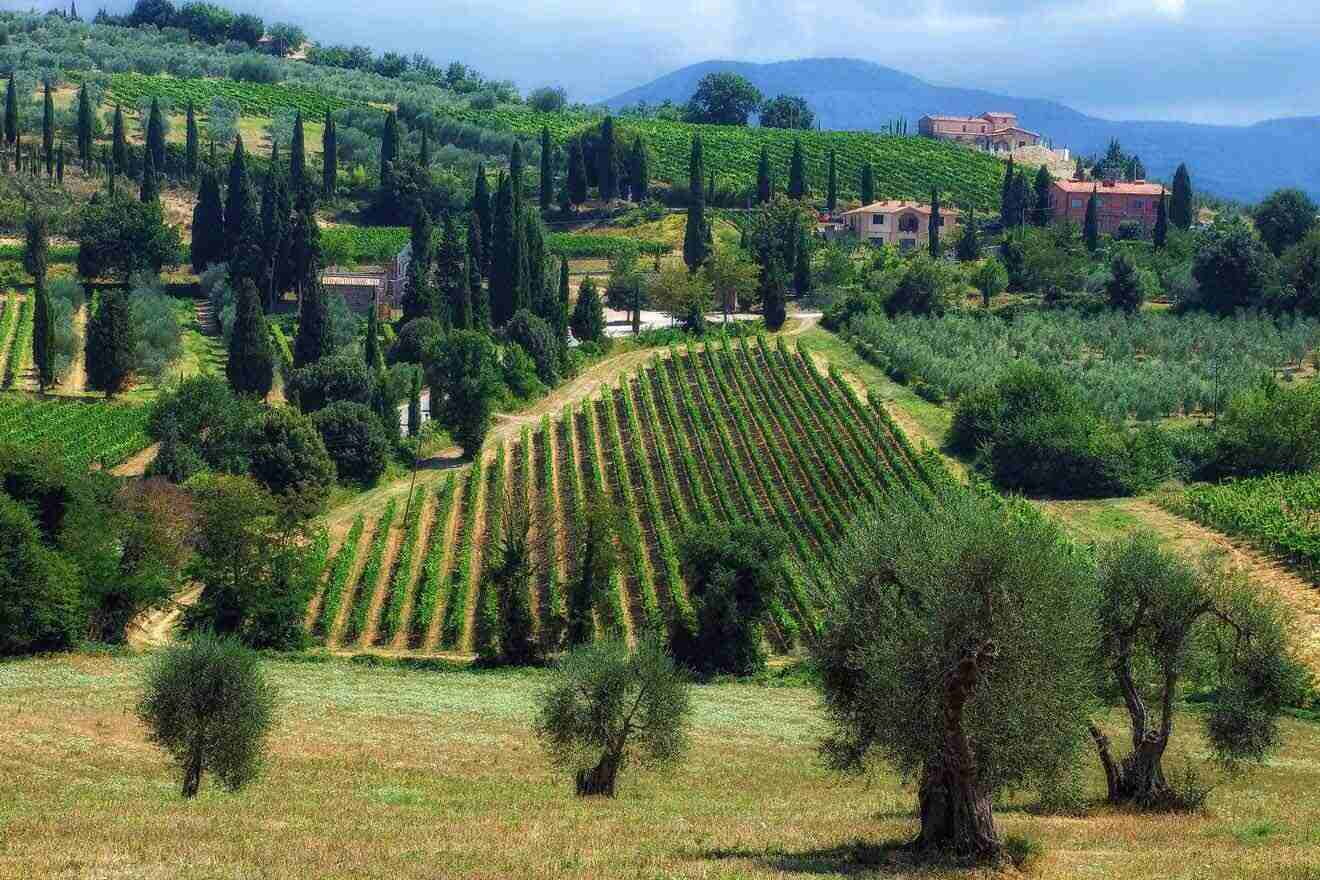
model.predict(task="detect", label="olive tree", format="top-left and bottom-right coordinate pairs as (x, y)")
top-left (1089, 534), bottom-right (1305, 808)
top-left (136, 631), bottom-right (277, 798)
top-left (815, 490), bottom-right (1097, 863)
top-left (535, 636), bottom-right (692, 797)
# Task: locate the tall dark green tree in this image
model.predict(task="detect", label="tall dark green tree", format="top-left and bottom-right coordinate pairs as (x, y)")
top-left (419, 127), bottom-right (430, 167)
top-left (955, 205), bottom-right (980, 262)
top-left (566, 140), bottom-right (587, 208)
top-left (364, 297), bottom-right (384, 371)
top-left (86, 287), bottom-right (135, 398)
top-left (77, 83), bottom-right (94, 162)
top-left (928, 189), bottom-right (941, 258)
top-left (289, 189), bottom-right (323, 302)
top-left (860, 161), bottom-right (875, 204)
top-left (184, 100), bottom-right (198, 177)
top-left (826, 148), bottom-right (837, 212)
top-left (628, 136), bottom-right (649, 202)
top-left (570, 276), bottom-right (605, 344)
top-left (510, 141), bottom-right (525, 214)
top-left (56, 144), bottom-right (63, 185)
top-left (146, 97), bottom-right (165, 174)
top-left (224, 136), bottom-right (255, 262)
top-left (467, 214), bottom-right (487, 330)
top-left (191, 170), bottom-right (226, 272)
top-left (292, 281), bottom-right (331, 369)
top-left (226, 279), bottom-right (274, 398)
top-left (472, 164), bottom-right (493, 274)
top-left (111, 104), bottom-right (126, 175)
top-left (539, 125), bottom-right (553, 211)
top-left (489, 173), bottom-right (526, 326)
top-left (683, 135), bottom-right (709, 272)
top-left (401, 207), bottom-right (435, 322)
top-left (756, 146), bottom-right (771, 204)
top-left (524, 210), bottom-right (546, 319)
top-left (41, 82), bottom-right (54, 173)
top-left (999, 156), bottom-right (1015, 226)
top-left (1170, 163), bottom-right (1194, 230)
top-left (289, 110), bottom-right (306, 194)
top-left (1084, 188), bottom-right (1100, 252)
top-left (1153, 189), bottom-right (1169, 250)
top-left (597, 116), bottom-right (618, 200)
top-left (378, 109), bottom-right (399, 200)
top-left (3, 76), bottom-right (16, 145)
top-left (321, 111), bottom-right (336, 197)
top-left (437, 213), bottom-right (468, 327)
top-left (794, 223), bottom-right (812, 296)
top-left (553, 257), bottom-right (571, 345)
top-left (139, 146), bottom-right (159, 203)
top-left (260, 171), bottom-right (289, 310)
top-left (25, 211), bottom-right (53, 392)
top-left (1032, 165), bottom-right (1054, 226)
top-left (787, 138), bottom-right (806, 200)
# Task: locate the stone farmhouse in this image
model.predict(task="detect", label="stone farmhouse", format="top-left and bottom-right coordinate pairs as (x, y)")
top-left (1050, 178), bottom-right (1165, 234)
top-left (918, 112), bottom-right (1043, 153)
top-left (838, 200), bottom-right (962, 251)
top-left (320, 244), bottom-right (410, 317)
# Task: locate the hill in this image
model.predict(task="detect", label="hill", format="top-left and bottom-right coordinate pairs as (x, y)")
top-left (604, 58), bottom-right (1320, 204)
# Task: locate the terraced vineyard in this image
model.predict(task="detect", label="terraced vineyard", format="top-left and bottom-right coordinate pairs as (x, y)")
top-left (304, 338), bottom-right (946, 654)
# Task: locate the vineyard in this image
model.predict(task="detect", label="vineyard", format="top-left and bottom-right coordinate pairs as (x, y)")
top-left (303, 337), bottom-right (946, 655)
top-left (104, 72), bottom-right (363, 119)
top-left (435, 105), bottom-right (1009, 210)
top-left (0, 396), bottom-right (151, 470)
top-left (322, 226), bottom-right (671, 266)
top-left (1161, 474), bottom-right (1320, 582)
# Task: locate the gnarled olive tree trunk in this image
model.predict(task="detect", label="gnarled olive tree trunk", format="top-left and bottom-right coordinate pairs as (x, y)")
top-left (1090, 648), bottom-right (1180, 805)
top-left (912, 642), bottom-right (1001, 862)
top-left (574, 749), bottom-right (621, 797)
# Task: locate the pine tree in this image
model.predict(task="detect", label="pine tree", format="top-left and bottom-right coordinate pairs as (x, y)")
top-left (629, 135), bottom-right (649, 202)
top-left (139, 146), bottom-right (159, 202)
top-left (489, 173), bottom-right (524, 326)
top-left (41, 82), bottom-right (54, 173)
top-left (756, 146), bottom-right (771, 204)
top-left (1084, 188), bottom-right (1100, 252)
top-left (683, 135), bottom-right (709, 271)
top-left (226, 279), bottom-right (274, 398)
top-left (539, 125), bottom-right (553, 211)
top-left (597, 116), bottom-right (617, 200)
top-left (1170, 163), bottom-right (1194, 230)
top-left (826, 148), bottom-right (837, 212)
top-left (224, 136), bottom-right (254, 262)
top-left (379, 109), bottom-right (399, 198)
top-left (402, 207), bottom-right (435, 322)
top-left (955, 205), bottom-right (979, 262)
top-left (25, 211), bottom-right (52, 392)
top-left (4, 76), bottom-right (16, 145)
top-left (467, 214), bottom-right (487, 330)
top-left (364, 297), bottom-right (384, 371)
top-left (1032, 165), bottom-right (1054, 226)
top-left (184, 100), bottom-right (198, 178)
top-left (191, 170), bottom-right (225, 272)
top-left (1153, 189), bottom-right (1169, 250)
top-left (860, 161), bottom-right (875, 204)
top-left (85, 286), bottom-right (135, 398)
top-left (111, 104), bottom-right (126, 175)
top-left (76, 83), bottom-right (93, 162)
top-left (146, 97), bottom-right (164, 174)
top-left (472, 164), bottom-right (493, 274)
top-left (566, 140), bottom-right (587, 208)
top-left (787, 138), bottom-right (806, 200)
top-left (1000, 156), bottom-right (1015, 226)
top-left (570, 275), bottom-right (605, 343)
top-left (289, 110), bottom-right (306, 195)
top-left (293, 280), bottom-right (331, 368)
top-left (322, 111), bottom-right (336, 197)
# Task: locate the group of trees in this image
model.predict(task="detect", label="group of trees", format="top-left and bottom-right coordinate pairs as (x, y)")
top-left (680, 72), bottom-right (815, 130)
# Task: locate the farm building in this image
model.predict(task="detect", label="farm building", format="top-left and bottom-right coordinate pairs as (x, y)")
top-left (918, 111), bottom-right (1043, 152)
top-left (837, 200), bottom-right (962, 250)
top-left (320, 245), bottom-right (409, 316)
top-left (1051, 178), bottom-right (1165, 234)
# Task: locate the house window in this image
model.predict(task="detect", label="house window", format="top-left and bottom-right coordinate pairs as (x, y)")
top-left (898, 216), bottom-right (919, 233)
top-left (872, 214), bottom-right (884, 225)
top-left (1132, 199), bottom-right (1144, 210)
top-left (1071, 199), bottom-right (1083, 209)
top-left (899, 239), bottom-right (916, 252)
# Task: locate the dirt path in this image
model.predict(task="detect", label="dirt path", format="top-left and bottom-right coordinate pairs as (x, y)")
top-left (56, 304), bottom-right (87, 394)
top-left (111, 442), bottom-right (160, 478)
top-left (390, 491), bottom-right (438, 650)
top-left (125, 585), bottom-right (204, 649)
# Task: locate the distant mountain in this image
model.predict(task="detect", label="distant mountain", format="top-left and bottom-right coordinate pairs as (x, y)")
top-left (604, 58), bottom-right (1320, 204)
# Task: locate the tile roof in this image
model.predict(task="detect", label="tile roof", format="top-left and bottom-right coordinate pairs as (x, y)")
top-left (841, 200), bottom-right (962, 216)
top-left (1053, 179), bottom-right (1165, 196)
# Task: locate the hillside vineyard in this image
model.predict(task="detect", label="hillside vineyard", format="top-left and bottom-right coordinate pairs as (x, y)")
top-left (305, 339), bottom-right (946, 655)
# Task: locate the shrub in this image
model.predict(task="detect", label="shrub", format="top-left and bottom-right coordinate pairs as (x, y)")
top-left (229, 53), bottom-right (283, 84)
top-left (501, 342), bottom-right (544, 400)
top-left (130, 273), bottom-right (184, 379)
top-left (1209, 381), bottom-right (1320, 478)
top-left (505, 308), bottom-right (560, 386)
top-left (148, 374), bottom-right (236, 440)
top-left (527, 86), bottom-right (567, 113)
top-left (136, 631), bottom-right (276, 798)
top-left (884, 253), bottom-right (960, 316)
top-left (312, 401), bottom-right (390, 486)
top-left (286, 353), bottom-right (374, 414)
top-left (820, 289), bottom-right (883, 331)
top-left (388, 317), bottom-right (444, 366)
top-left (0, 492), bottom-right (85, 655)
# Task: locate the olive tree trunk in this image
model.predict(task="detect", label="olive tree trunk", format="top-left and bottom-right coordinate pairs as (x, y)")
top-left (911, 642), bottom-right (1002, 862)
top-left (574, 749), bottom-right (621, 797)
top-left (181, 743), bottom-right (204, 798)
top-left (1091, 651), bottom-right (1179, 804)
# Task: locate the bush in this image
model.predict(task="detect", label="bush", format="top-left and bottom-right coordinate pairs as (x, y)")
top-left (505, 308), bottom-right (560, 386)
top-left (130, 273), bottom-right (184, 379)
top-left (388, 317), bottom-right (444, 366)
top-left (229, 53), bottom-right (283, 84)
top-left (527, 86), bottom-right (567, 113)
top-left (148, 374), bottom-right (236, 440)
top-left (884, 253), bottom-right (960, 317)
top-left (136, 631), bottom-right (276, 798)
top-left (1191, 217), bottom-right (1280, 314)
top-left (1209, 381), bottom-right (1320, 478)
top-left (502, 342), bottom-right (544, 400)
top-left (312, 401), bottom-right (390, 486)
top-left (0, 492), bottom-right (85, 655)
top-left (820, 289), bottom-right (883, 331)
top-left (286, 354), bottom-right (375, 414)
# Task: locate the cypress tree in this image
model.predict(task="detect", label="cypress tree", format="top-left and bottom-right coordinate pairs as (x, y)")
top-left (111, 104), bottom-right (126, 175)
top-left (489, 172), bottom-right (523, 326)
top-left (407, 367), bottom-right (422, 437)
top-left (185, 100), bottom-right (198, 177)
top-left (55, 144), bottom-right (63, 185)
top-left (1170, 163), bottom-right (1193, 230)
top-left (554, 257), bottom-right (570, 344)
top-left (437, 213), bottom-right (468, 327)
top-left (467, 214), bottom-right (487, 330)
top-left (523, 209), bottom-right (545, 318)
top-left (322, 111), bottom-right (337, 197)
top-left (860, 161), bottom-right (875, 204)
top-left (928, 190), bottom-right (941, 258)
top-left (566, 140), bottom-right (587, 207)
top-left (293, 281), bottom-right (331, 368)
top-left (224, 136), bottom-right (254, 261)
top-left (3, 76), bottom-right (15, 145)
top-left (139, 146), bottom-right (159, 203)
top-left (1084, 188), bottom-right (1100, 252)
top-left (1153, 189), bottom-right (1169, 250)
top-left (453, 241), bottom-right (474, 331)
top-left (402, 207), bottom-right (435, 322)
top-left (629, 135), bottom-right (649, 202)
top-left (25, 211), bottom-right (53, 392)
top-left (762, 255), bottom-right (788, 331)
top-left (707, 169), bottom-right (716, 204)
top-left (191, 170), bottom-right (225, 272)
top-left (379, 110), bottom-right (398, 196)
top-left (597, 116), bottom-right (617, 200)
top-left (42, 82), bottom-right (54, 174)
top-left (146, 97), bottom-right (164, 174)
top-left (289, 110), bottom-right (306, 194)
top-left (539, 125), bottom-right (553, 211)
top-left (683, 134), bottom-right (709, 271)
top-left (955, 204), bottom-right (979, 262)
top-left (1032, 165), bottom-right (1054, 226)
top-left (826, 148), bottom-right (837, 212)
top-left (269, 137), bottom-right (279, 170)
top-left (86, 287), bottom-right (135, 398)
top-left (1000, 156), bottom-right (1015, 226)
top-left (570, 276), bottom-right (605, 343)
top-left (289, 189), bottom-right (323, 302)
top-left (794, 223), bottom-right (812, 296)
top-left (226, 279), bottom-right (274, 398)
top-left (787, 138), bottom-right (806, 200)
top-left (472, 164), bottom-right (493, 274)
top-left (364, 297), bottom-right (384, 371)
top-left (756, 146), bottom-right (771, 204)
top-left (419, 126), bottom-right (430, 167)
top-left (260, 171), bottom-right (289, 310)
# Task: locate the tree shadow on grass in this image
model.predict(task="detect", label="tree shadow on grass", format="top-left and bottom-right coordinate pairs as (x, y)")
top-left (701, 838), bottom-right (941, 877)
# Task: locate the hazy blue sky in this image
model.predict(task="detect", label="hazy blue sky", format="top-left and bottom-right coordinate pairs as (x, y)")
top-left (92, 0), bottom-right (1320, 124)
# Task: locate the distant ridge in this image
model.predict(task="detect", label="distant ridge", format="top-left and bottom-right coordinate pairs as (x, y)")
top-left (604, 58), bottom-right (1320, 203)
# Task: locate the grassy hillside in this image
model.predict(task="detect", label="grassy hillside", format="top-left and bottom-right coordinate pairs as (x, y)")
top-left (307, 338), bottom-right (945, 655)
top-left (436, 105), bottom-right (1008, 210)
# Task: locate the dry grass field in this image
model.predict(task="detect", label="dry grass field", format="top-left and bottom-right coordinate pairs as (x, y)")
top-left (3, 652), bottom-right (1320, 880)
